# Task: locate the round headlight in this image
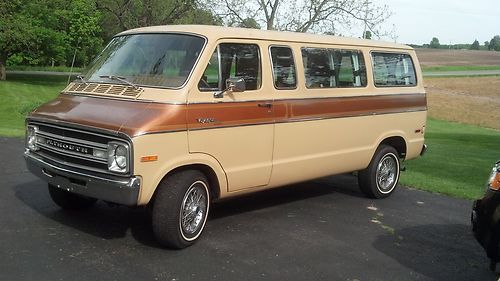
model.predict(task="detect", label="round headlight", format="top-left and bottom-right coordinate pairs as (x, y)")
top-left (26, 125), bottom-right (39, 151)
top-left (107, 142), bottom-right (129, 173)
top-left (114, 145), bottom-right (128, 169)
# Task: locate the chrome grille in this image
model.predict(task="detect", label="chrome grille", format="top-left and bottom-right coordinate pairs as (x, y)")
top-left (29, 122), bottom-right (129, 175)
top-left (65, 82), bottom-right (143, 98)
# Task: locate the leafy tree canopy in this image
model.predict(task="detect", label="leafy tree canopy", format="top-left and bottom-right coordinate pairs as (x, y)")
top-left (430, 37), bottom-right (440, 48)
top-left (470, 39), bottom-right (480, 50)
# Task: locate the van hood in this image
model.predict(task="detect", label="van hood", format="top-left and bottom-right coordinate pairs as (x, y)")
top-left (29, 94), bottom-right (187, 137)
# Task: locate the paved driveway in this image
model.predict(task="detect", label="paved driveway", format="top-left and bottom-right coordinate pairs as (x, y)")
top-left (0, 137), bottom-right (497, 281)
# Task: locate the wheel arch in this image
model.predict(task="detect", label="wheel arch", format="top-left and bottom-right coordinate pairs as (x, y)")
top-left (380, 135), bottom-right (407, 159)
top-left (139, 153), bottom-right (227, 206)
top-left (163, 164), bottom-right (221, 201)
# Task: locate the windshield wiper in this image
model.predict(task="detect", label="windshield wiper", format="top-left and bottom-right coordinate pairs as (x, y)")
top-left (99, 75), bottom-right (140, 90)
top-left (75, 75), bottom-right (88, 85)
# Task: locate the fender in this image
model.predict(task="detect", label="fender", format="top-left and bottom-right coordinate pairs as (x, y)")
top-left (137, 152), bottom-right (228, 205)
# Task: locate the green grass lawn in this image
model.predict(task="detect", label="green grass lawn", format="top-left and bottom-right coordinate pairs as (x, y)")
top-left (1, 74), bottom-right (499, 200)
top-left (401, 118), bottom-right (500, 200)
top-left (0, 74), bottom-right (65, 136)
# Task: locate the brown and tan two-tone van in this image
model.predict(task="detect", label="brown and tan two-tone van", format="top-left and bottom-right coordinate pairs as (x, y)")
top-left (24, 25), bottom-right (427, 248)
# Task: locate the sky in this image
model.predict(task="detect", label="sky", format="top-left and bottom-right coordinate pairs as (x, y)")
top-left (367, 0), bottom-right (500, 45)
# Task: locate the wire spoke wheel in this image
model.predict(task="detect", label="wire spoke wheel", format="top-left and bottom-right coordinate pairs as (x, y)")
top-left (180, 182), bottom-right (208, 238)
top-left (152, 170), bottom-right (210, 249)
top-left (376, 155), bottom-right (398, 192)
top-left (358, 145), bottom-right (401, 199)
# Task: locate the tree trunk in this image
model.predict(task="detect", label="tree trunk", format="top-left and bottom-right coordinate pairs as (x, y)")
top-left (0, 53), bottom-right (7, 80)
top-left (0, 62), bottom-right (6, 81)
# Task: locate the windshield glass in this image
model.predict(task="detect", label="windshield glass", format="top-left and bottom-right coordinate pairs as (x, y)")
top-left (84, 33), bottom-right (205, 88)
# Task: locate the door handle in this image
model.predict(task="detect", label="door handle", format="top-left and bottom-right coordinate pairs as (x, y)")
top-left (257, 103), bottom-right (273, 108)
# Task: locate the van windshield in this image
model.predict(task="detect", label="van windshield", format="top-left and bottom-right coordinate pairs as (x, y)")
top-left (84, 33), bottom-right (205, 88)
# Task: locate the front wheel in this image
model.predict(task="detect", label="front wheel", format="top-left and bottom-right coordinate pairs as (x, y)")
top-left (358, 145), bottom-right (401, 199)
top-left (152, 170), bottom-right (210, 249)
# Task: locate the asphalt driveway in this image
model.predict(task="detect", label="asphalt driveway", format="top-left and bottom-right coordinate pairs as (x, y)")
top-left (0, 136), bottom-right (497, 281)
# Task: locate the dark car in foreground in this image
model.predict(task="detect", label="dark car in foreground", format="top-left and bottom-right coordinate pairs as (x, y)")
top-left (472, 160), bottom-right (500, 271)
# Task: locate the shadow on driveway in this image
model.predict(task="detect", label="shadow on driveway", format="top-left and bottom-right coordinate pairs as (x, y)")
top-left (373, 223), bottom-right (498, 280)
top-left (13, 176), bottom-right (356, 249)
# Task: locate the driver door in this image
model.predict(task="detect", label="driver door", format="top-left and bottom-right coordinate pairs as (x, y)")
top-left (187, 41), bottom-right (274, 192)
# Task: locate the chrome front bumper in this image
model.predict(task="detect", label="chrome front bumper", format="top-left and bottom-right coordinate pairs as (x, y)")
top-left (24, 151), bottom-right (140, 206)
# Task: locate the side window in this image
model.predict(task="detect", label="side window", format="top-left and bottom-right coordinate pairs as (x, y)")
top-left (198, 48), bottom-right (220, 90)
top-left (199, 43), bottom-right (261, 91)
top-left (372, 52), bottom-right (416, 87)
top-left (301, 47), bottom-right (366, 89)
top-left (270, 46), bottom-right (297, 89)
top-left (335, 50), bottom-right (367, 87)
top-left (301, 48), bottom-right (333, 88)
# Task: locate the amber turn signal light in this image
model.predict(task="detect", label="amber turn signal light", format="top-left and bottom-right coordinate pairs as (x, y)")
top-left (490, 172), bottom-right (500, 191)
top-left (140, 155), bottom-right (158, 162)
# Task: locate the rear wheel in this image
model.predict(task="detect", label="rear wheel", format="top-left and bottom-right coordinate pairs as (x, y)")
top-left (358, 145), bottom-right (401, 198)
top-left (48, 184), bottom-right (97, 209)
top-left (152, 170), bottom-right (210, 249)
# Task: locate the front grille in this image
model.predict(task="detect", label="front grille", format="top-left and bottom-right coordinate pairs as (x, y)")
top-left (30, 122), bottom-right (130, 175)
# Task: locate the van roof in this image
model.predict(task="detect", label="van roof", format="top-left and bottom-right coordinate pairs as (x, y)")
top-left (117, 25), bottom-right (413, 50)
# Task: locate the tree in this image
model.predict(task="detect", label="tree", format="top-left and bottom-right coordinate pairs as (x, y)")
top-left (0, 0), bottom-right (38, 80)
top-left (363, 30), bottom-right (372, 39)
top-left (97, 0), bottom-right (221, 41)
top-left (0, 0), bottom-right (102, 80)
top-left (238, 18), bottom-right (261, 29)
top-left (484, 41), bottom-right (490, 49)
top-left (470, 39), bottom-right (480, 50)
top-left (204, 0), bottom-right (391, 36)
top-left (429, 37), bottom-right (440, 49)
top-left (489, 35), bottom-right (500, 51)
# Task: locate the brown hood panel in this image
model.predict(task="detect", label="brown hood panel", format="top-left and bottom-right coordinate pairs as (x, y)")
top-left (29, 94), bottom-right (187, 137)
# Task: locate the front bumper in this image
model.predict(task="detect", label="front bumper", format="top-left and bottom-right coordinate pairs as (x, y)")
top-left (24, 151), bottom-right (140, 206)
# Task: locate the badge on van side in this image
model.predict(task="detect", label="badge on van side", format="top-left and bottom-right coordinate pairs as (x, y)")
top-left (196, 118), bottom-right (216, 124)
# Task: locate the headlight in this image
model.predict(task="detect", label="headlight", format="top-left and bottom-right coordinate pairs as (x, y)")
top-left (26, 125), bottom-right (39, 151)
top-left (108, 142), bottom-right (129, 173)
top-left (488, 161), bottom-right (500, 191)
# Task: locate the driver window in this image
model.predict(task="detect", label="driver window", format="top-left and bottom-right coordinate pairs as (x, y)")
top-left (199, 43), bottom-right (261, 92)
top-left (198, 48), bottom-right (220, 90)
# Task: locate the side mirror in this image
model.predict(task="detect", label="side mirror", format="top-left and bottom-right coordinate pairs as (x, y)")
top-left (226, 77), bottom-right (245, 92)
top-left (214, 77), bottom-right (246, 98)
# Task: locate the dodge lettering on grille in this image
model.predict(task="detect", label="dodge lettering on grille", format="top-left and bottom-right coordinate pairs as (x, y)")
top-left (45, 139), bottom-right (91, 154)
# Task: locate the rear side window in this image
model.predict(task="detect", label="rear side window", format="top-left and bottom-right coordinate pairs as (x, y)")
top-left (372, 52), bottom-right (416, 87)
top-left (270, 46), bottom-right (297, 89)
top-left (199, 43), bottom-right (261, 91)
top-left (301, 48), bottom-right (367, 89)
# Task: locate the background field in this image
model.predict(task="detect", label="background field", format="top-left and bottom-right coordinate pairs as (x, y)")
top-left (416, 48), bottom-right (500, 67)
top-left (425, 77), bottom-right (500, 130)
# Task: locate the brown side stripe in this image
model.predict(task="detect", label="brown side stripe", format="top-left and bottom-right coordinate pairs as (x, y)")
top-left (187, 93), bottom-right (426, 131)
top-left (30, 93), bottom-right (426, 137)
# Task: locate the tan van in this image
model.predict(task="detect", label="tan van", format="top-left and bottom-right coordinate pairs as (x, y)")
top-left (24, 25), bottom-right (427, 248)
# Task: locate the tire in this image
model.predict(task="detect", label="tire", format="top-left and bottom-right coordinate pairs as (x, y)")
top-left (358, 145), bottom-right (401, 199)
top-left (48, 184), bottom-right (97, 209)
top-left (152, 170), bottom-right (210, 249)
